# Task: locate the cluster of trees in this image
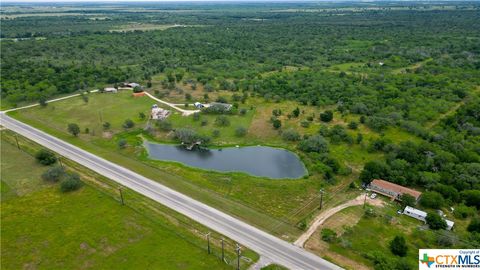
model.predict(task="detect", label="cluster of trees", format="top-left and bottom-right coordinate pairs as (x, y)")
top-left (36, 148), bottom-right (83, 192)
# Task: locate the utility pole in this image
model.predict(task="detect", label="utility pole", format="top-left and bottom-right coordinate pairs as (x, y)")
top-left (206, 232), bottom-right (211, 254)
top-left (58, 156), bottom-right (64, 169)
top-left (119, 187), bottom-right (124, 205)
top-left (14, 133), bottom-right (20, 150)
top-left (221, 238), bottom-right (225, 262)
top-left (319, 189), bottom-right (324, 210)
top-left (235, 244), bottom-right (241, 270)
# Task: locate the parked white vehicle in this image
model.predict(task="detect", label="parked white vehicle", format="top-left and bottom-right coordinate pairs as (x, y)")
top-left (370, 193), bottom-right (377, 199)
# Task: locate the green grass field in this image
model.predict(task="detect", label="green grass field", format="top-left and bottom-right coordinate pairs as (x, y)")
top-left (0, 138), bottom-right (233, 270)
top-left (7, 84), bottom-right (430, 241)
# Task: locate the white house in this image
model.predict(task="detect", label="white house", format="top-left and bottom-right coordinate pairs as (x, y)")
top-left (194, 102), bottom-right (205, 109)
top-left (150, 104), bottom-right (170, 120)
top-left (124, 82), bottom-right (141, 89)
top-left (403, 206), bottom-right (454, 230)
top-left (103, 87), bottom-right (118, 93)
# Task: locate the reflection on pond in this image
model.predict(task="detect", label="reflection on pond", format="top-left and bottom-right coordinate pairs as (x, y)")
top-left (144, 142), bottom-right (307, 179)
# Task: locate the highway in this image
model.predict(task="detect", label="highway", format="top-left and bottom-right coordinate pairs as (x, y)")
top-left (0, 113), bottom-right (342, 270)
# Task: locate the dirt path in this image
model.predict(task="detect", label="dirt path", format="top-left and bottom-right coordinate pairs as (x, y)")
top-left (144, 91), bottom-right (200, 116)
top-left (2, 90), bottom-right (99, 113)
top-left (294, 193), bottom-right (384, 247)
top-left (425, 86), bottom-right (480, 129)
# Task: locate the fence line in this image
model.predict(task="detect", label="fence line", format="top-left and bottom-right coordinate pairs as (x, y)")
top-left (1, 130), bottom-right (255, 269)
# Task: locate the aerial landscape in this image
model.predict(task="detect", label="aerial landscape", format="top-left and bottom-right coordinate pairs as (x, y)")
top-left (0, 0), bottom-right (479, 269)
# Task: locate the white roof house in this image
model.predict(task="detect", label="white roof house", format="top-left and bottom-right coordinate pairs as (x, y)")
top-left (403, 206), bottom-right (454, 230)
top-left (127, 82), bottom-right (140, 88)
top-left (151, 105), bottom-right (170, 120)
top-left (104, 87), bottom-right (118, 93)
top-left (194, 102), bottom-right (205, 109)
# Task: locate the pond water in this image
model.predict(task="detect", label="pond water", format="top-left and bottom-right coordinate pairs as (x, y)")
top-left (144, 142), bottom-right (307, 179)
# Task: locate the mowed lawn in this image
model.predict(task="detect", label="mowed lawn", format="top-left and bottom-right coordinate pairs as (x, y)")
top-left (15, 91), bottom-right (154, 138)
top-left (0, 139), bottom-right (230, 270)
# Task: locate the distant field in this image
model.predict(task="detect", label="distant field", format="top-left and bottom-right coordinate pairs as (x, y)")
top-left (110, 23), bottom-right (202, 32)
top-left (0, 13), bottom-right (105, 19)
top-left (0, 137), bottom-right (232, 270)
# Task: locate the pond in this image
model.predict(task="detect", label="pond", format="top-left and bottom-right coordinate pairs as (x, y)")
top-left (144, 142), bottom-right (307, 179)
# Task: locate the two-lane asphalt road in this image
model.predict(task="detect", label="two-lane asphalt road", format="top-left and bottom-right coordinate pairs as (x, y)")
top-left (0, 113), bottom-right (342, 270)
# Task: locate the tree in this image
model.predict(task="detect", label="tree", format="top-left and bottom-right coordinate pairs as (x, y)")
top-left (102, 122), bottom-right (111, 130)
top-left (321, 228), bottom-right (337, 243)
top-left (420, 191), bottom-right (445, 209)
top-left (467, 218), bottom-right (480, 233)
top-left (272, 119), bottom-right (282, 129)
top-left (41, 166), bottom-right (64, 182)
top-left (122, 119), bottom-right (134, 129)
top-left (139, 112), bottom-right (146, 120)
top-left (282, 129), bottom-right (301, 141)
top-left (461, 190), bottom-right (480, 209)
top-left (60, 173), bottom-right (83, 192)
top-left (298, 135), bottom-right (328, 153)
top-left (118, 139), bottom-right (127, 149)
top-left (235, 127), bottom-right (247, 137)
top-left (390, 236), bottom-right (408, 257)
top-left (39, 96), bottom-right (48, 107)
top-left (185, 93), bottom-right (192, 101)
top-left (426, 212), bottom-right (447, 230)
top-left (348, 121), bottom-right (358, 129)
top-left (400, 194), bottom-right (416, 208)
top-left (212, 129), bottom-right (220, 137)
top-left (67, 123), bottom-right (80, 137)
top-left (215, 115), bottom-right (230, 126)
top-left (292, 107), bottom-right (300, 118)
top-left (35, 149), bottom-right (57, 165)
top-left (359, 161), bottom-right (390, 183)
top-left (320, 110), bottom-right (333, 122)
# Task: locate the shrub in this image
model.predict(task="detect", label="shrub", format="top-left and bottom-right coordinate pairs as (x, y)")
top-left (215, 115), bottom-right (230, 126)
top-left (118, 139), bottom-right (127, 149)
top-left (239, 108), bottom-right (247, 115)
top-left (320, 110), bottom-right (333, 122)
top-left (453, 204), bottom-right (476, 219)
top-left (235, 127), bottom-right (247, 137)
top-left (282, 129), bottom-right (301, 141)
top-left (60, 173), bottom-right (83, 192)
top-left (212, 129), bottom-right (220, 137)
top-left (420, 191), bottom-right (445, 209)
top-left (102, 122), bottom-right (111, 130)
top-left (35, 149), bottom-right (57, 165)
top-left (272, 119), bottom-right (282, 129)
top-left (467, 218), bottom-right (480, 233)
top-left (390, 236), bottom-right (408, 257)
top-left (426, 212), bottom-right (447, 230)
top-left (298, 135), bottom-right (328, 153)
top-left (201, 119), bottom-right (208, 126)
top-left (41, 166), bottom-right (64, 182)
top-left (348, 121), bottom-right (358, 129)
top-left (321, 228), bottom-right (337, 243)
top-left (300, 120), bottom-right (310, 128)
top-left (122, 119), bottom-right (135, 129)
